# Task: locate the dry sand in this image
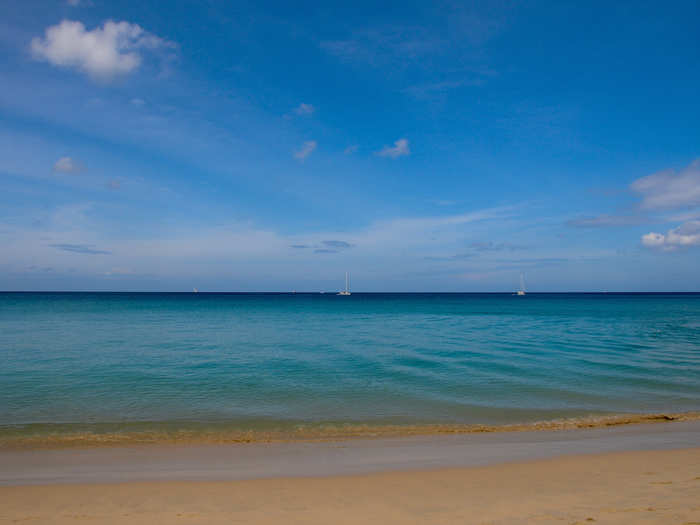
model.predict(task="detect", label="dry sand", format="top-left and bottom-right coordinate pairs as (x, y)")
top-left (2, 447), bottom-right (699, 525)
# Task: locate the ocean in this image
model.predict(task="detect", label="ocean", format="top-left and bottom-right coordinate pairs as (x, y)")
top-left (1, 292), bottom-right (699, 446)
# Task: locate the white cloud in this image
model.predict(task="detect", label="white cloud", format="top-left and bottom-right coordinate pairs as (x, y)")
top-left (294, 140), bottom-right (317, 160)
top-left (30, 20), bottom-right (173, 80)
top-left (631, 159), bottom-right (700, 210)
top-left (641, 232), bottom-right (666, 248)
top-left (642, 220), bottom-right (700, 250)
top-left (377, 138), bottom-right (410, 158)
top-left (53, 156), bottom-right (82, 174)
top-left (294, 103), bottom-right (315, 116)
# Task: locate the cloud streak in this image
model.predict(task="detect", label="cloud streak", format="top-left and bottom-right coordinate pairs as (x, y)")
top-left (322, 240), bottom-right (353, 249)
top-left (566, 214), bottom-right (647, 228)
top-left (294, 140), bottom-right (317, 160)
top-left (631, 159), bottom-right (700, 210)
top-left (50, 243), bottom-right (111, 255)
top-left (377, 138), bottom-right (410, 158)
top-left (0, 204), bottom-right (516, 289)
top-left (470, 241), bottom-right (526, 252)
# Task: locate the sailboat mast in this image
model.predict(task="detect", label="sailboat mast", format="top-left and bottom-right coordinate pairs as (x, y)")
top-left (345, 272), bottom-right (349, 293)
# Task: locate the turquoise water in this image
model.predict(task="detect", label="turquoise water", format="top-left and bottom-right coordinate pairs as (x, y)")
top-left (1, 293), bottom-right (699, 435)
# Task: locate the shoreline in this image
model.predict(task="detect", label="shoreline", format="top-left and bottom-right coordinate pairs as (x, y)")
top-left (2, 419), bottom-right (699, 486)
top-left (2, 411), bottom-right (699, 450)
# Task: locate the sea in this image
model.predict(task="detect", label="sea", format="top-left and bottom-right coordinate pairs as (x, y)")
top-left (1, 292), bottom-right (699, 446)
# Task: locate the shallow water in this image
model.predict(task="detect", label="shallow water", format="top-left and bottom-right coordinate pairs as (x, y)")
top-left (1, 293), bottom-right (699, 443)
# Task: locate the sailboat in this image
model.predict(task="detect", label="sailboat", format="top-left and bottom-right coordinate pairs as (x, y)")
top-left (337, 272), bottom-right (351, 296)
top-left (516, 273), bottom-right (526, 296)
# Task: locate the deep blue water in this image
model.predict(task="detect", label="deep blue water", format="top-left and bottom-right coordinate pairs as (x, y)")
top-left (1, 293), bottom-right (699, 432)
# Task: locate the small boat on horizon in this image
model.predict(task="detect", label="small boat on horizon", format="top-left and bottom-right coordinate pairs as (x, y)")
top-left (515, 273), bottom-right (526, 296)
top-left (337, 272), bottom-right (351, 296)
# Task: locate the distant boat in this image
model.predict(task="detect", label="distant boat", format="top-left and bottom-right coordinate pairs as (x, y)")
top-left (193, 288), bottom-right (199, 293)
top-left (337, 272), bottom-right (351, 296)
top-left (516, 273), bottom-right (526, 296)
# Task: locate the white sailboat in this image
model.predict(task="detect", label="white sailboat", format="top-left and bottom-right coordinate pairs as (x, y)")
top-left (337, 272), bottom-right (351, 296)
top-left (516, 273), bottom-right (526, 296)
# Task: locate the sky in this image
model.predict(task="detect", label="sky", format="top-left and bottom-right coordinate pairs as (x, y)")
top-left (1, 0), bottom-right (699, 292)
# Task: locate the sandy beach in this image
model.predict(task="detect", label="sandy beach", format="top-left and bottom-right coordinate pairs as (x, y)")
top-left (2, 447), bottom-right (699, 524)
top-left (2, 421), bottom-right (700, 524)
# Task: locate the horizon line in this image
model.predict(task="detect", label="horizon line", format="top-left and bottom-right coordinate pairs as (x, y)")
top-left (2, 291), bottom-right (700, 295)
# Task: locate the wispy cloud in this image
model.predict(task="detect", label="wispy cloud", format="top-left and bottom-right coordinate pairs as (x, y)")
top-left (631, 159), bottom-right (700, 210)
top-left (1, 205), bottom-right (515, 287)
top-left (504, 257), bottom-right (568, 266)
top-left (294, 103), bottom-right (315, 116)
top-left (294, 140), bottom-right (317, 160)
top-left (319, 6), bottom-right (507, 74)
top-left (377, 138), bottom-right (409, 158)
top-left (384, 207), bottom-right (513, 231)
top-left (50, 243), bottom-right (111, 255)
top-left (322, 240), bottom-right (353, 249)
top-left (52, 156), bottom-right (83, 174)
top-left (31, 20), bottom-right (174, 80)
top-left (469, 241), bottom-right (526, 252)
top-left (103, 267), bottom-right (136, 276)
top-left (424, 253), bottom-right (476, 261)
top-left (566, 214), bottom-right (647, 228)
top-left (344, 145), bottom-right (359, 155)
top-left (403, 74), bottom-right (495, 99)
top-left (320, 26), bottom-right (442, 67)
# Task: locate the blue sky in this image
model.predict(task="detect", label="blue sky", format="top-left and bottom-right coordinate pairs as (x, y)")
top-left (1, 0), bottom-right (699, 291)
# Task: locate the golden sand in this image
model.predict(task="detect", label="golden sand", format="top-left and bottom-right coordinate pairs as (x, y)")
top-left (2, 411), bottom-right (699, 450)
top-left (2, 447), bottom-right (699, 524)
